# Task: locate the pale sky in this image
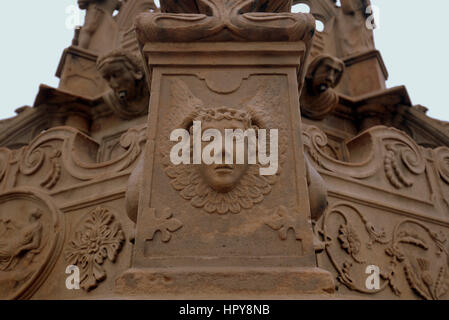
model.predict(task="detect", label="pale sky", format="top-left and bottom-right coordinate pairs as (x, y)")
top-left (0, 0), bottom-right (447, 121)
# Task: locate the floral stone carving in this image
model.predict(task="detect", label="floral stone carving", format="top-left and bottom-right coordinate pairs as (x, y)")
top-left (65, 206), bottom-right (125, 291)
top-left (316, 202), bottom-right (449, 300)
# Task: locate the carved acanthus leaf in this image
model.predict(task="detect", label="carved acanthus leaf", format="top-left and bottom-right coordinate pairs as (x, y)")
top-left (320, 202), bottom-right (449, 299)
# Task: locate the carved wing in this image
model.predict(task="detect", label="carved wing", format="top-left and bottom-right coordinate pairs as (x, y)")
top-left (161, 79), bottom-right (204, 163)
top-left (245, 80), bottom-right (288, 167)
top-left (168, 79), bottom-right (204, 129)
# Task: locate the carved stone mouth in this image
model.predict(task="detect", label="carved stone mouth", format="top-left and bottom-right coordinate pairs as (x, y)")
top-left (215, 164), bottom-right (234, 172)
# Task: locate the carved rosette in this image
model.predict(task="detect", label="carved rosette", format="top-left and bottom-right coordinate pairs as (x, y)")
top-left (0, 189), bottom-right (64, 299)
top-left (65, 206), bottom-right (125, 291)
top-left (316, 202), bottom-right (449, 300)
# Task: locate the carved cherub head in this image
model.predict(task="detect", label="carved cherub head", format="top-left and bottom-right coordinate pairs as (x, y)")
top-left (163, 79), bottom-right (286, 215)
top-left (306, 55), bottom-right (345, 95)
top-left (192, 107), bottom-right (253, 193)
top-left (97, 49), bottom-right (145, 102)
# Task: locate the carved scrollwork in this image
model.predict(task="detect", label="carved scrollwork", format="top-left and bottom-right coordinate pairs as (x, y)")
top-left (383, 140), bottom-right (425, 189)
top-left (135, 0), bottom-right (316, 43)
top-left (435, 147), bottom-right (449, 185)
top-left (303, 125), bottom-right (378, 179)
top-left (13, 124), bottom-right (146, 189)
top-left (65, 206), bottom-right (125, 291)
top-left (0, 148), bottom-right (11, 183)
top-left (385, 220), bottom-right (449, 300)
top-left (317, 202), bottom-right (449, 300)
top-left (303, 125), bottom-right (427, 188)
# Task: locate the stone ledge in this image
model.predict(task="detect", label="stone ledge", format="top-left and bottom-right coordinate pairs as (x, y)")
top-left (115, 267), bottom-right (335, 298)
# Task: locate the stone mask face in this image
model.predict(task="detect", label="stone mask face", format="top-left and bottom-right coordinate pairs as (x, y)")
top-left (99, 60), bottom-right (143, 102)
top-left (311, 60), bottom-right (344, 94)
top-left (197, 118), bottom-right (249, 193)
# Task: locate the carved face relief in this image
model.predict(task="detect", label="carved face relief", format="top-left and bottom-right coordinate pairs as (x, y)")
top-left (99, 60), bottom-right (143, 102)
top-left (162, 80), bottom-right (286, 215)
top-left (308, 56), bottom-right (344, 94)
top-left (0, 191), bottom-right (63, 300)
top-left (198, 118), bottom-right (249, 193)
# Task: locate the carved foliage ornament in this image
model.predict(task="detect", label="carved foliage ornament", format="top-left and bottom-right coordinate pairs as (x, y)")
top-left (141, 208), bottom-right (183, 243)
top-left (161, 79), bottom-right (287, 215)
top-left (65, 207), bottom-right (125, 291)
top-left (1, 124), bottom-right (146, 191)
top-left (264, 206), bottom-right (304, 241)
top-left (135, 0), bottom-right (316, 43)
top-left (316, 202), bottom-right (449, 300)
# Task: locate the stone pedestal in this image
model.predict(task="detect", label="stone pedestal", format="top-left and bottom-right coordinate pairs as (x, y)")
top-left (116, 41), bottom-right (335, 297)
top-left (56, 46), bottom-right (107, 98)
top-left (341, 50), bottom-right (388, 97)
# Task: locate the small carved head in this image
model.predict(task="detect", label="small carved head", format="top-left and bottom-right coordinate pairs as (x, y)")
top-left (97, 50), bottom-right (145, 102)
top-left (191, 107), bottom-right (253, 193)
top-left (306, 55), bottom-right (345, 95)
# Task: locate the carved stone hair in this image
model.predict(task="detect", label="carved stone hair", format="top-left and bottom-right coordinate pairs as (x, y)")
top-left (96, 49), bottom-right (143, 73)
top-left (306, 54), bottom-right (344, 81)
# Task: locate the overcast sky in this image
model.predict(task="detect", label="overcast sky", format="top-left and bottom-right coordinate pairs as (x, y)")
top-left (0, 0), bottom-right (447, 121)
